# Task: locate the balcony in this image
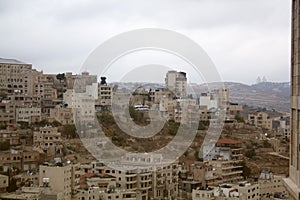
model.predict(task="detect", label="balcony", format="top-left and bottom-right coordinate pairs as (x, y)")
top-left (222, 170), bottom-right (243, 176)
top-left (125, 173), bottom-right (138, 178)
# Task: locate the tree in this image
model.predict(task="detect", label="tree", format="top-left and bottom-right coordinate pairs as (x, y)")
top-left (33, 119), bottom-right (49, 127)
top-left (7, 178), bottom-right (18, 192)
top-left (129, 106), bottom-right (144, 123)
top-left (245, 149), bottom-right (256, 159)
top-left (0, 124), bottom-right (6, 130)
top-left (0, 141), bottom-right (10, 151)
top-left (198, 121), bottom-right (209, 130)
top-left (98, 112), bottom-right (115, 125)
top-left (18, 121), bottom-right (30, 129)
top-left (51, 120), bottom-right (62, 127)
top-left (62, 124), bottom-right (77, 139)
top-left (56, 73), bottom-right (65, 82)
top-left (168, 120), bottom-right (180, 135)
top-left (241, 161), bottom-right (251, 179)
top-left (235, 114), bottom-right (245, 123)
top-left (262, 140), bottom-right (272, 148)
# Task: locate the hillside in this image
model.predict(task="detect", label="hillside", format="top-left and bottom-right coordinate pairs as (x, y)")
top-left (114, 81), bottom-right (290, 112)
top-left (191, 82), bottom-right (290, 112)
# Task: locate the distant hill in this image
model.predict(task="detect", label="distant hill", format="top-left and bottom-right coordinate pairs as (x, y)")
top-left (113, 81), bottom-right (291, 113)
top-left (190, 82), bottom-right (290, 113)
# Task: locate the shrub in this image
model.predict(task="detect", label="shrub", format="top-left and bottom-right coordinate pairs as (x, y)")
top-left (0, 141), bottom-right (10, 151)
top-left (245, 149), bottom-right (256, 158)
top-left (62, 124), bottom-right (77, 139)
top-left (235, 114), bottom-right (245, 123)
top-left (168, 120), bottom-right (180, 135)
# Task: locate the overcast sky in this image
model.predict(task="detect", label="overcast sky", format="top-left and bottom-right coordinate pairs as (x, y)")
top-left (0, 0), bottom-right (291, 84)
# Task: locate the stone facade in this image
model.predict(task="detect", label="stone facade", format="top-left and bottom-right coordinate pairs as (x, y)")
top-left (283, 1), bottom-right (300, 199)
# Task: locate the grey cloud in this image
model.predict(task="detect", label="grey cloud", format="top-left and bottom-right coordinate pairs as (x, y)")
top-left (0, 0), bottom-right (292, 84)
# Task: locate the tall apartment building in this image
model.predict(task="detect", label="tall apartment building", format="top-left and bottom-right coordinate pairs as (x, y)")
top-left (165, 70), bottom-right (187, 98)
top-left (0, 102), bottom-right (15, 124)
top-left (248, 111), bottom-right (273, 130)
top-left (33, 126), bottom-right (63, 161)
top-left (204, 139), bottom-right (244, 184)
top-left (0, 58), bottom-right (32, 95)
top-left (32, 71), bottom-right (58, 115)
top-left (96, 77), bottom-right (113, 110)
top-left (283, 1), bottom-right (300, 199)
top-left (39, 163), bottom-right (76, 200)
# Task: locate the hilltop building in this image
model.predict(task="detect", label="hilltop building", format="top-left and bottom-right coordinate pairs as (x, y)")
top-left (165, 70), bottom-right (187, 98)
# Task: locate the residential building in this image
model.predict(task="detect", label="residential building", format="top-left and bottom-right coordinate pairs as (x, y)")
top-left (149, 88), bottom-right (175, 104)
top-left (0, 174), bottom-right (8, 192)
top-left (204, 139), bottom-right (244, 184)
top-left (8, 93), bottom-right (41, 107)
top-left (259, 169), bottom-right (287, 199)
top-left (16, 106), bottom-right (41, 124)
top-left (165, 71), bottom-right (187, 98)
top-left (89, 153), bottom-right (179, 200)
top-left (204, 138), bottom-right (243, 162)
top-left (273, 116), bottom-right (291, 139)
top-left (248, 111), bottom-right (273, 130)
top-left (269, 138), bottom-right (288, 154)
top-left (0, 58), bottom-right (32, 95)
top-left (192, 182), bottom-right (260, 200)
top-left (199, 92), bottom-right (218, 110)
top-left (283, 1), bottom-right (300, 198)
top-left (199, 87), bottom-right (239, 120)
top-left (179, 162), bottom-right (208, 199)
top-left (0, 102), bottom-right (15, 125)
top-left (0, 147), bottom-right (40, 172)
top-left (227, 103), bottom-right (243, 118)
top-left (209, 160), bottom-right (244, 184)
top-left (39, 163), bottom-right (76, 200)
top-left (96, 77), bottom-right (113, 110)
top-left (73, 186), bottom-right (100, 200)
top-left (33, 126), bottom-right (63, 160)
top-left (50, 105), bottom-right (74, 125)
top-left (73, 71), bottom-right (97, 93)
top-left (0, 187), bottom-right (40, 200)
top-left (73, 92), bottom-right (96, 127)
top-left (14, 171), bottom-right (39, 187)
top-left (0, 127), bottom-right (20, 146)
top-left (65, 72), bottom-right (77, 89)
top-left (99, 189), bottom-right (138, 200)
top-left (175, 99), bottom-right (199, 124)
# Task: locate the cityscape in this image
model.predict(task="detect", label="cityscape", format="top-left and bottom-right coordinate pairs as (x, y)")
top-left (0, 0), bottom-right (299, 200)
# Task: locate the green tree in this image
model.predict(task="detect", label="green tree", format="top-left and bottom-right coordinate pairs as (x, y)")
top-left (262, 140), bottom-right (272, 148)
top-left (198, 121), bottom-right (209, 130)
top-left (0, 141), bottom-right (10, 151)
top-left (51, 120), bottom-right (62, 127)
top-left (56, 73), bottom-right (65, 82)
top-left (98, 112), bottom-right (115, 125)
top-left (62, 124), bottom-right (77, 139)
top-left (129, 106), bottom-right (144, 123)
top-left (235, 114), bottom-right (245, 123)
top-left (245, 149), bottom-right (256, 159)
top-left (168, 120), bottom-right (180, 135)
top-left (241, 161), bottom-right (251, 179)
top-left (7, 178), bottom-right (18, 192)
top-left (33, 119), bottom-right (50, 127)
top-left (18, 121), bottom-right (29, 129)
top-left (0, 124), bottom-right (6, 130)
